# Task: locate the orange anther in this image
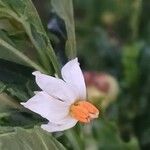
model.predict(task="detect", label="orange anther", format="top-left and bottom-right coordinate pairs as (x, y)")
top-left (70, 101), bottom-right (99, 123)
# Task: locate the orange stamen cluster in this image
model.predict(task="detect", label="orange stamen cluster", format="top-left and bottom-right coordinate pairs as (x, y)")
top-left (70, 101), bottom-right (99, 123)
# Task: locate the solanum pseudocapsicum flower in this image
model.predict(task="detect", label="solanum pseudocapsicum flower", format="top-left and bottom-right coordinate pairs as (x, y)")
top-left (21, 58), bottom-right (99, 132)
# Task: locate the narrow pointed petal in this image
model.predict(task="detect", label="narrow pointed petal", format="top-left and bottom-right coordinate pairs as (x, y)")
top-left (32, 71), bottom-right (77, 103)
top-left (21, 92), bottom-right (69, 122)
top-left (41, 117), bottom-right (77, 132)
top-left (61, 58), bottom-right (86, 100)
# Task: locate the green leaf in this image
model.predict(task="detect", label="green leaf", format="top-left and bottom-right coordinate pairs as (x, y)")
top-left (0, 31), bottom-right (46, 73)
top-left (0, 61), bottom-right (44, 127)
top-left (0, 60), bottom-right (32, 102)
top-left (51, 0), bottom-right (76, 59)
top-left (0, 126), bottom-right (15, 134)
top-left (0, 92), bottom-right (44, 127)
top-left (0, 81), bottom-right (6, 93)
top-left (0, 30), bottom-right (28, 65)
top-left (0, 0), bottom-right (60, 75)
top-left (0, 127), bottom-right (66, 150)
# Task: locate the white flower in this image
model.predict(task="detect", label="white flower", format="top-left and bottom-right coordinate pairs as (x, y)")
top-left (21, 58), bottom-right (99, 132)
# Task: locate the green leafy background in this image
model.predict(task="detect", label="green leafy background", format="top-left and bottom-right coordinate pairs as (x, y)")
top-left (0, 0), bottom-right (150, 149)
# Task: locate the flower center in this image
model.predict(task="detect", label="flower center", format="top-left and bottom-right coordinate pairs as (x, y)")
top-left (69, 101), bottom-right (99, 123)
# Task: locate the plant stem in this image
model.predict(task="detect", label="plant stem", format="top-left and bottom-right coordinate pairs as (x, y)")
top-left (130, 0), bottom-right (142, 41)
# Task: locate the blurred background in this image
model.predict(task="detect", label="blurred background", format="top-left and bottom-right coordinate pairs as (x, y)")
top-left (0, 0), bottom-right (150, 149)
top-left (32, 0), bottom-right (150, 149)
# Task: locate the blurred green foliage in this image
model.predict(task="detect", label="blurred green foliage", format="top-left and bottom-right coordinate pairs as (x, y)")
top-left (0, 0), bottom-right (149, 149)
top-left (72, 0), bottom-right (150, 150)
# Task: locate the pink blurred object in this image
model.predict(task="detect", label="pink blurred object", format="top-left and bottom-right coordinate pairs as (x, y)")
top-left (84, 72), bottom-right (110, 93)
top-left (83, 71), bottom-right (119, 109)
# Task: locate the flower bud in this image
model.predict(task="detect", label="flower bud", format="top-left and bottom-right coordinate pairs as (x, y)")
top-left (84, 72), bottom-right (119, 109)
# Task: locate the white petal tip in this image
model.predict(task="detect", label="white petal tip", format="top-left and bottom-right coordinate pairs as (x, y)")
top-left (75, 57), bottom-right (78, 61)
top-left (20, 102), bottom-right (27, 107)
top-left (72, 57), bottom-right (78, 63)
top-left (66, 58), bottom-right (79, 67)
top-left (32, 71), bottom-right (41, 76)
top-left (74, 58), bottom-right (79, 65)
top-left (41, 124), bottom-right (51, 132)
top-left (20, 102), bottom-right (29, 108)
top-left (34, 91), bottom-right (40, 94)
top-left (20, 102), bottom-right (25, 105)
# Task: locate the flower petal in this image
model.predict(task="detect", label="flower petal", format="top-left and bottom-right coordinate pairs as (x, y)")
top-left (61, 58), bottom-right (86, 99)
top-left (21, 91), bottom-right (69, 122)
top-left (32, 71), bottom-right (77, 103)
top-left (41, 116), bottom-right (77, 132)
